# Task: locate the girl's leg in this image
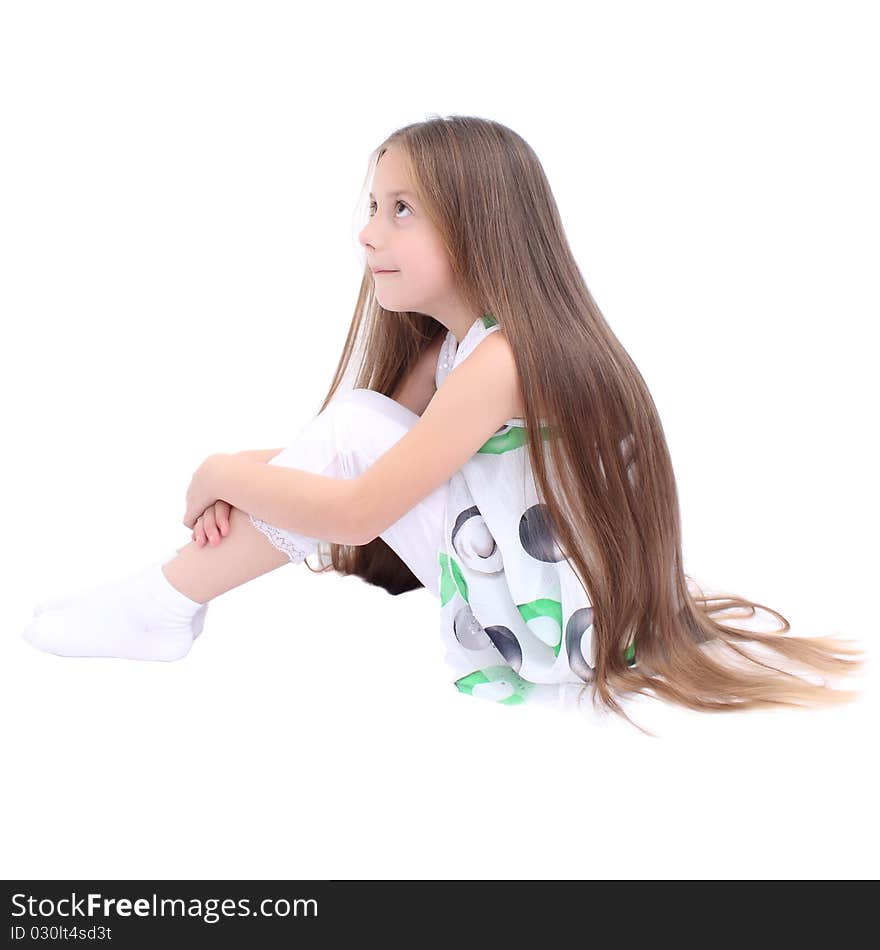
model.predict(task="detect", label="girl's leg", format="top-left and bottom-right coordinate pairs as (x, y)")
top-left (34, 389), bottom-right (440, 613)
top-left (29, 500), bottom-right (290, 618)
top-left (23, 389), bottom-right (446, 661)
top-left (162, 507), bottom-right (289, 604)
top-left (243, 388), bottom-right (448, 597)
top-left (167, 386), bottom-right (447, 602)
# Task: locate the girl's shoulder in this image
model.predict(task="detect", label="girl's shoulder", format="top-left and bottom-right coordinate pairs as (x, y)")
top-left (442, 316), bottom-right (525, 423)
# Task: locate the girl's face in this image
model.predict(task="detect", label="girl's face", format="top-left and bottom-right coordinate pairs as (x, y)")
top-left (359, 146), bottom-right (460, 321)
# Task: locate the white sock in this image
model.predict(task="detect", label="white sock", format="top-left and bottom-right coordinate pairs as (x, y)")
top-left (30, 550), bottom-right (208, 639)
top-left (22, 561), bottom-right (206, 661)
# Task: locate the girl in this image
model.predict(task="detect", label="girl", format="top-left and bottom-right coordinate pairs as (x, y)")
top-left (23, 115), bottom-right (865, 735)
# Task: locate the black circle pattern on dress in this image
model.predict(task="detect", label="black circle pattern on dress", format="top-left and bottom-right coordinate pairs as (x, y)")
top-left (451, 505), bottom-right (504, 574)
top-left (518, 504), bottom-right (565, 563)
top-left (452, 604), bottom-right (493, 650)
top-left (484, 625), bottom-right (523, 672)
top-left (565, 607), bottom-right (595, 682)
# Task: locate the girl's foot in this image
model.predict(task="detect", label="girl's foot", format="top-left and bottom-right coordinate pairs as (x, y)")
top-left (22, 561), bottom-right (207, 661)
top-left (31, 551), bottom-right (208, 640)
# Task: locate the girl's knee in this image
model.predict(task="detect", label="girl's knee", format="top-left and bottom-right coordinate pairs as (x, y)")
top-left (346, 387), bottom-right (401, 409)
top-left (332, 388), bottom-right (420, 427)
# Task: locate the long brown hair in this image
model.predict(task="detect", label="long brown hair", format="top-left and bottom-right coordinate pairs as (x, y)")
top-left (305, 114), bottom-right (866, 731)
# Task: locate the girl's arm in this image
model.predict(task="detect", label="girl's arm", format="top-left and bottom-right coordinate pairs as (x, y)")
top-left (204, 454), bottom-right (362, 545)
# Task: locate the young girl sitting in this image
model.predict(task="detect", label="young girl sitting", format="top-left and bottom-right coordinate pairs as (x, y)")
top-left (23, 114), bottom-right (865, 734)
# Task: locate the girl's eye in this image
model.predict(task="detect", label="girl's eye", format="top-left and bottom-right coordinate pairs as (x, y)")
top-left (368, 199), bottom-right (412, 219)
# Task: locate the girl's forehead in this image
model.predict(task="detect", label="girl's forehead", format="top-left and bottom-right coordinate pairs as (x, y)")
top-left (374, 146), bottom-right (414, 181)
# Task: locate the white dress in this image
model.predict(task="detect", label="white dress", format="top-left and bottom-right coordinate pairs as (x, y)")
top-left (434, 314), bottom-right (636, 711)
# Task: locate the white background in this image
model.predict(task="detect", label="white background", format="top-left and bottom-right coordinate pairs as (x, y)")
top-left (2, 0), bottom-right (877, 880)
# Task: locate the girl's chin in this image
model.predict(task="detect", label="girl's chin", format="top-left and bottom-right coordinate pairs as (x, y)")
top-left (375, 293), bottom-right (407, 312)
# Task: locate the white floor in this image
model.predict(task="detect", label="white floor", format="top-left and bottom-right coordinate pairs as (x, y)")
top-left (5, 560), bottom-right (876, 880)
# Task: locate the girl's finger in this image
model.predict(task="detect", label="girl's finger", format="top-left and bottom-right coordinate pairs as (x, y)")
top-left (217, 501), bottom-right (231, 535)
top-left (203, 508), bottom-right (220, 544)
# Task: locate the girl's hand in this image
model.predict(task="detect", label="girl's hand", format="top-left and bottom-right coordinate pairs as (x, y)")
top-left (192, 500), bottom-right (233, 547)
top-left (183, 454), bottom-right (226, 530)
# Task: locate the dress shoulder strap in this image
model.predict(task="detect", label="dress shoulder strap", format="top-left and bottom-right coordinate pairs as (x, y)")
top-left (436, 313), bottom-right (500, 386)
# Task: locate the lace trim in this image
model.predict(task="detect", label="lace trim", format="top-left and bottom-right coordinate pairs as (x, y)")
top-left (248, 514), bottom-right (309, 564)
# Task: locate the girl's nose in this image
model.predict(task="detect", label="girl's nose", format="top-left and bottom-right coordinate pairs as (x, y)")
top-left (359, 225), bottom-right (384, 254)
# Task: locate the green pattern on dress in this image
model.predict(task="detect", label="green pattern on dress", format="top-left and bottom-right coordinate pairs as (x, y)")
top-left (438, 551), bottom-right (469, 606)
top-left (477, 424), bottom-right (560, 455)
top-left (454, 666), bottom-right (536, 705)
top-left (518, 597), bottom-right (564, 657)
